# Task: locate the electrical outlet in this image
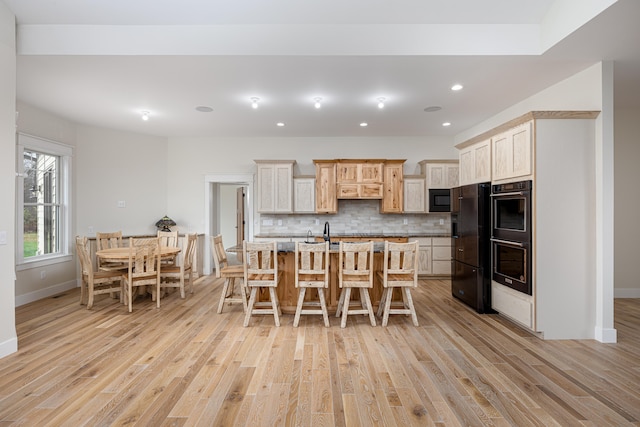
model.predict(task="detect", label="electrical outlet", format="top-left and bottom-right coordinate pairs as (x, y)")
top-left (117, 200), bottom-right (126, 208)
top-left (315, 219), bottom-right (319, 225)
top-left (262, 219), bottom-right (273, 226)
top-left (88, 226), bottom-right (94, 234)
top-left (0, 230), bottom-right (7, 245)
top-left (40, 271), bottom-right (46, 279)
top-left (277, 220), bottom-right (283, 226)
top-left (439, 218), bottom-right (445, 225)
top-left (403, 218), bottom-right (408, 225)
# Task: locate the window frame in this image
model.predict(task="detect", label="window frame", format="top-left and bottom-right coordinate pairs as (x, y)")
top-left (16, 133), bottom-right (73, 269)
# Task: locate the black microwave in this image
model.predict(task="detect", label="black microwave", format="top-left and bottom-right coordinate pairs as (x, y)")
top-left (428, 189), bottom-right (451, 212)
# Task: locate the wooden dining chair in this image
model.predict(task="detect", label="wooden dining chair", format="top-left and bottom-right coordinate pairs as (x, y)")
top-left (159, 233), bottom-right (197, 301)
top-left (335, 241), bottom-right (376, 328)
top-left (293, 241), bottom-right (330, 327)
top-left (157, 230), bottom-right (179, 267)
top-left (243, 241), bottom-right (282, 327)
top-left (75, 236), bottom-right (123, 309)
top-left (95, 231), bottom-right (127, 271)
top-left (213, 234), bottom-right (247, 313)
top-left (122, 237), bottom-right (161, 312)
top-left (376, 241), bottom-right (419, 326)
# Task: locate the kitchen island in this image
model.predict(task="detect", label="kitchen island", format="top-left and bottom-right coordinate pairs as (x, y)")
top-left (228, 241), bottom-right (403, 314)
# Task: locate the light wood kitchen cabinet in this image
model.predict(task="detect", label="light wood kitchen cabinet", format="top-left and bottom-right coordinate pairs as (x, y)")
top-left (293, 176), bottom-right (315, 213)
top-left (413, 237), bottom-right (451, 276)
top-left (403, 176), bottom-right (426, 212)
top-left (415, 238), bottom-right (432, 275)
top-left (336, 160), bottom-right (384, 199)
top-left (381, 160), bottom-right (404, 213)
top-left (459, 139), bottom-right (491, 185)
top-left (314, 161), bottom-right (337, 214)
top-left (431, 237), bottom-right (452, 275)
top-left (255, 160), bottom-right (295, 213)
top-left (422, 160), bottom-right (459, 189)
top-left (492, 120), bottom-right (532, 182)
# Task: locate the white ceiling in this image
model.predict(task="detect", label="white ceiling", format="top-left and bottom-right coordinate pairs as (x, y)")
top-left (7, 0), bottom-right (640, 138)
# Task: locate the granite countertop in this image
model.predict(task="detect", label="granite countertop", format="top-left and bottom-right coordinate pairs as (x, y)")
top-left (254, 232), bottom-right (450, 238)
top-left (227, 241), bottom-right (387, 253)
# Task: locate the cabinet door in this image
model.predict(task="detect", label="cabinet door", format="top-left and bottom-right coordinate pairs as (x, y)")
top-left (293, 178), bottom-right (315, 213)
top-left (360, 163), bottom-right (383, 183)
top-left (403, 177), bottom-right (425, 212)
top-left (473, 140), bottom-right (491, 183)
top-left (492, 121), bottom-right (532, 181)
top-left (418, 245), bottom-right (432, 275)
top-left (337, 163), bottom-right (358, 183)
top-left (274, 163), bottom-right (293, 212)
top-left (445, 164), bottom-right (459, 188)
top-left (315, 163), bottom-right (337, 213)
top-left (256, 164), bottom-right (276, 213)
top-left (459, 148), bottom-right (474, 186)
top-left (381, 163), bottom-right (403, 213)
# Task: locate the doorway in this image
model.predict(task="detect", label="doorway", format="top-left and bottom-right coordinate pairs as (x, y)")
top-left (203, 174), bottom-right (253, 275)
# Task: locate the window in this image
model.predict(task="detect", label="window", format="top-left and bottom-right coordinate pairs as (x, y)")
top-left (17, 134), bottom-right (72, 267)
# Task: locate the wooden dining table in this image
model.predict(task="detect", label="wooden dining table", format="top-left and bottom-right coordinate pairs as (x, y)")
top-left (96, 246), bottom-right (181, 263)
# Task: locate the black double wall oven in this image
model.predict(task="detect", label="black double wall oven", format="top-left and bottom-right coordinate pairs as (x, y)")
top-left (490, 180), bottom-right (532, 295)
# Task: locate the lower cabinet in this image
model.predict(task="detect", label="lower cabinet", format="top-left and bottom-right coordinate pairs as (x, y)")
top-left (414, 237), bottom-right (451, 276)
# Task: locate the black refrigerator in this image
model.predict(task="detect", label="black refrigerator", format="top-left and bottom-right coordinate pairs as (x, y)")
top-left (451, 182), bottom-right (492, 313)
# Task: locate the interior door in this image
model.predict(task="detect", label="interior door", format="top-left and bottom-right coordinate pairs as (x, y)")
top-left (236, 187), bottom-right (245, 246)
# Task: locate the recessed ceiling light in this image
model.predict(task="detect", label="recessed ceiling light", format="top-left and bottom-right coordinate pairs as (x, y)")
top-left (141, 111), bottom-right (150, 121)
top-left (424, 106), bottom-right (442, 112)
top-left (276, 122), bottom-right (285, 127)
top-left (376, 97), bottom-right (386, 109)
top-left (451, 84), bottom-right (463, 91)
top-left (313, 97), bottom-right (323, 109)
top-left (360, 122), bottom-right (368, 127)
top-left (442, 122), bottom-right (451, 127)
top-left (250, 97), bottom-right (260, 109)
top-left (195, 106), bottom-right (213, 113)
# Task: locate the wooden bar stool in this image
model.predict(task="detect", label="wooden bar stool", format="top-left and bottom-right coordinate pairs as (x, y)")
top-left (212, 235), bottom-right (247, 313)
top-left (377, 241), bottom-right (420, 326)
top-left (335, 241), bottom-right (376, 328)
top-left (243, 241), bottom-right (283, 327)
top-left (293, 241), bottom-right (330, 327)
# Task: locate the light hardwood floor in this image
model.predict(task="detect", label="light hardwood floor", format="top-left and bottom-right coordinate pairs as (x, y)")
top-left (1, 276), bottom-right (640, 426)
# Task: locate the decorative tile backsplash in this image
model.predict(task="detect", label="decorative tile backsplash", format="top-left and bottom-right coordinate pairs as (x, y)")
top-left (259, 199), bottom-right (450, 236)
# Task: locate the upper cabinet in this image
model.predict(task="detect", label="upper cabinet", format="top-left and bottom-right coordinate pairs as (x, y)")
top-left (293, 176), bottom-right (315, 213)
top-left (314, 161), bottom-right (337, 214)
top-left (459, 139), bottom-right (491, 185)
top-left (255, 160), bottom-right (295, 213)
top-left (381, 160), bottom-right (404, 213)
top-left (403, 176), bottom-right (426, 213)
top-left (336, 160), bottom-right (384, 199)
top-left (313, 159), bottom-right (405, 214)
top-left (492, 121), bottom-right (532, 182)
top-left (422, 160), bottom-right (459, 189)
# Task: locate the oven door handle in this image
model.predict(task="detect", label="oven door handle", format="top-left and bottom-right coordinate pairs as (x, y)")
top-left (490, 191), bottom-right (525, 197)
top-left (490, 238), bottom-right (524, 248)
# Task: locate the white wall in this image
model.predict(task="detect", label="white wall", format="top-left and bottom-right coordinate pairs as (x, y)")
top-left (0, 0), bottom-right (17, 358)
top-left (166, 136), bottom-right (456, 234)
top-left (614, 108), bottom-right (640, 297)
top-left (75, 124), bottom-right (168, 237)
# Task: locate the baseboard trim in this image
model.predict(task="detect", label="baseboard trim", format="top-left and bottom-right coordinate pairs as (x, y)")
top-left (15, 280), bottom-right (78, 307)
top-left (614, 288), bottom-right (640, 298)
top-left (595, 327), bottom-right (617, 343)
top-left (0, 336), bottom-right (18, 359)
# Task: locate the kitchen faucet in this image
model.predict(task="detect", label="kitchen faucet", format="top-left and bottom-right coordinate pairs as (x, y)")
top-left (323, 221), bottom-right (330, 243)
